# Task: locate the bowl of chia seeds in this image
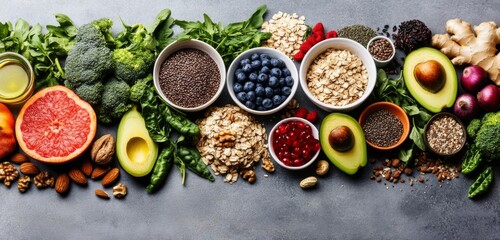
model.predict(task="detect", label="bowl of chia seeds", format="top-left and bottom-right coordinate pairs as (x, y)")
top-left (359, 101), bottom-right (410, 151)
top-left (423, 112), bottom-right (467, 157)
top-left (227, 47), bottom-right (298, 115)
top-left (153, 39), bottom-right (226, 112)
top-left (299, 38), bottom-right (377, 112)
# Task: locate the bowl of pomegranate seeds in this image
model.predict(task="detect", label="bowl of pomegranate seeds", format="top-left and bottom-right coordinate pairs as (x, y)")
top-left (268, 117), bottom-right (321, 170)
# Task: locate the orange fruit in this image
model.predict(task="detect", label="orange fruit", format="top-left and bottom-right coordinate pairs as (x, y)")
top-left (15, 86), bottom-right (97, 164)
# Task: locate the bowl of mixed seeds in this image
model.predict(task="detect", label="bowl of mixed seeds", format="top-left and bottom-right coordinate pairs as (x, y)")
top-left (153, 39), bottom-right (226, 112)
top-left (423, 112), bottom-right (467, 157)
top-left (299, 37), bottom-right (377, 112)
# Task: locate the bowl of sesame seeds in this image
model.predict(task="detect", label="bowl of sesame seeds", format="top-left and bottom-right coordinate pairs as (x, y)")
top-left (153, 39), bottom-right (226, 112)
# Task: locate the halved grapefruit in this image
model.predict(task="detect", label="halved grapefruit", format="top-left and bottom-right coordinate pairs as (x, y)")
top-left (15, 86), bottom-right (97, 164)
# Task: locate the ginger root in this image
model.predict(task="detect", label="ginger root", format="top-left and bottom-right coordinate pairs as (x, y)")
top-left (432, 19), bottom-right (500, 86)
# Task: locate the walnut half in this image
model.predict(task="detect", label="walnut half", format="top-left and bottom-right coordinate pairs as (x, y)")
top-left (0, 162), bottom-right (19, 187)
top-left (91, 134), bottom-right (115, 166)
top-left (112, 183), bottom-right (127, 199)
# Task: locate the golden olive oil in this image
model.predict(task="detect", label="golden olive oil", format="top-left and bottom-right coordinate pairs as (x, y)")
top-left (0, 61), bottom-right (29, 99)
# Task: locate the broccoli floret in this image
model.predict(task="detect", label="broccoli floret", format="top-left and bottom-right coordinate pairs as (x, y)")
top-left (73, 82), bottom-right (104, 105)
top-left (113, 48), bottom-right (155, 85)
top-left (130, 73), bottom-right (153, 103)
top-left (64, 19), bottom-right (114, 89)
top-left (467, 118), bottom-right (481, 139)
top-left (97, 78), bottom-right (132, 124)
top-left (472, 112), bottom-right (500, 161)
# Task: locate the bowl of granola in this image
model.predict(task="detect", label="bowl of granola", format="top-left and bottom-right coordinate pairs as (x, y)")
top-left (299, 38), bottom-right (377, 112)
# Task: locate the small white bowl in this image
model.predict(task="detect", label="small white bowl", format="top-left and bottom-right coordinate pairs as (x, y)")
top-left (153, 39), bottom-right (226, 112)
top-left (366, 36), bottom-right (396, 67)
top-left (268, 117), bottom-right (320, 170)
top-left (227, 47), bottom-right (298, 115)
top-left (299, 38), bottom-right (377, 112)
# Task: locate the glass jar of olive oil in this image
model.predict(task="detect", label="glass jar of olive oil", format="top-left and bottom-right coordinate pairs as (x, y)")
top-left (0, 52), bottom-right (35, 105)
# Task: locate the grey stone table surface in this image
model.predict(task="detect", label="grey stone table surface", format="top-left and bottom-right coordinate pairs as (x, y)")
top-left (1, 0), bottom-right (500, 239)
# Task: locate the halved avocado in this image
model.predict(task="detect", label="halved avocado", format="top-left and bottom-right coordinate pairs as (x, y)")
top-left (403, 47), bottom-right (458, 113)
top-left (116, 106), bottom-right (158, 177)
top-left (319, 113), bottom-right (367, 175)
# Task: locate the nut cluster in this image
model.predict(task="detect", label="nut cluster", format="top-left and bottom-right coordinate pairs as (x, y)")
top-left (306, 49), bottom-right (368, 106)
top-left (34, 171), bottom-right (55, 189)
top-left (261, 11), bottom-right (307, 58)
top-left (214, 130), bottom-right (236, 147)
top-left (0, 162), bottom-right (19, 187)
top-left (196, 105), bottom-right (269, 184)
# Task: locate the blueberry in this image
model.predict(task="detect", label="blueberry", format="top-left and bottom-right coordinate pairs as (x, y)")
top-left (255, 86), bottom-right (265, 97)
top-left (243, 81), bottom-right (255, 92)
top-left (279, 77), bottom-right (286, 87)
top-left (273, 87), bottom-right (281, 95)
top-left (285, 76), bottom-right (294, 87)
top-left (248, 72), bottom-right (258, 82)
top-left (259, 66), bottom-right (270, 74)
top-left (261, 59), bottom-right (271, 67)
top-left (245, 101), bottom-right (256, 109)
top-left (242, 63), bottom-right (253, 73)
top-left (256, 83), bottom-right (264, 88)
top-left (271, 58), bottom-right (280, 67)
top-left (282, 68), bottom-right (291, 77)
top-left (278, 59), bottom-right (285, 68)
top-left (246, 91), bottom-right (256, 101)
top-left (257, 106), bottom-right (267, 111)
top-left (282, 86), bottom-right (291, 96)
top-left (256, 97), bottom-right (263, 106)
top-left (260, 54), bottom-right (270, 61)
top-left (240, 58), bottom-right (251, 66)
top-left (268, 76), bottom-right (279, 88)
top-left (234, 68), bottom-right (244, 77)
top-left (233, 82), bottom-right (243, 93)
top-left (271, 68), bottom-right (282, 77)
top-left (236, 72), bottom-right (247, 83)
top-left (251, 53), bottom-right (260, 61)
top-left (265, 87), bottom-right (273, 98)
top-left (262, 98), bottom-right (273, 109)
top-left (251, 60), bottom-right (261, 69)
top-left (281, 95), bottom-right (288, 103)
top-left (273, 95), bottom-right (282, 106)
top-left (236, 92), bottom-right (247, 102)
top-left (257, 73), bottom-right (268, 84)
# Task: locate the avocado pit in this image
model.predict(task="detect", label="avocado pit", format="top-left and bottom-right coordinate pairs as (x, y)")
top-left (328, 125), bottom-right (355, 152)
top-left (414, 60), bottom-right (445, 93)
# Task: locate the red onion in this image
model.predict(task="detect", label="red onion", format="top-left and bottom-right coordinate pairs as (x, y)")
top-left (454, 93), bottom-right (479, 121)
top-left (461, 65), bottom-right (488, 93)
top-left (477, 84), bottom-right (500, 112)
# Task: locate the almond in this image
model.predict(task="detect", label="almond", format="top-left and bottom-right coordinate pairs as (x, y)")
top-left (69, 168), bottom-right (87, 185)
top-left (80, 158), bottom-right (93, 177)
top-left (20, 162), bottom-right (39, 175)
top-left (10, 153), bottom-right (28, 164)
top-left (95, 189), bottom-right (110, 199)
top-left (55, 173), bottom-right (70, 194)
top-left (102, 167), bottom-right (120, 187)
top-left (91, 166), bottom-right (110, 180)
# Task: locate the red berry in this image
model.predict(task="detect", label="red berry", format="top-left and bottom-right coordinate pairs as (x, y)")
top-left (326, 30), bottom-right (338, 38)
top-left (312, 22), bottom-right (325, 35)
top-left (306, 110), bottom-right (318, 122)
top-left (294, 108), bottom-right (309, 118)
top-left (314, 32), bottom-right (325, 43)
top-left (305, 35), bottom-right (318, 45)
top-left (299, 41), bottom-right (313, 53)
top-left (293, 51), bottom-right (305, 61)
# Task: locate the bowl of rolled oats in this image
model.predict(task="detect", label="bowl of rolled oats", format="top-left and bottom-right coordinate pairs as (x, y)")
top-left (299, 38), bottom-right (377, 112)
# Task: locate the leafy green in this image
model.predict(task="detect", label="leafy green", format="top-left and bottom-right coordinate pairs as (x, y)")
top-left (374, 70), bottom-right (432, 164)
top-left (174, 4), bottom-right (271, 66)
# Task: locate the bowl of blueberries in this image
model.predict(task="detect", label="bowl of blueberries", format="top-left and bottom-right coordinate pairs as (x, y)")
top-left (227, 47), bottom-right (298, 115)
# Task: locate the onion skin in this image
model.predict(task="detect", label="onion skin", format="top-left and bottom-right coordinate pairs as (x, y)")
top-left (477, 84), bottom-right (500, 112)
top-left (461, 65), bottom-right (488, 94)
top-left (453, 93), bottom-right (479, 122)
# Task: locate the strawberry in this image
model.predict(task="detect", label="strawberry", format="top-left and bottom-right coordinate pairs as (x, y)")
top-left (294, 108), bottom-right (309, 118)
top-left (305, 110), bottom-right (318, 123)
top-left (326, 30), bottom-right (338, 38)
top-left (293, 51), bottom-right (305, 61)
top-left (312, 22), bottom-right (325, 35)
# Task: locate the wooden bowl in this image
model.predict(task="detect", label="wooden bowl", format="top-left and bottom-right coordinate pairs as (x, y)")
top-left (358, 101), bottom-right (410, 151)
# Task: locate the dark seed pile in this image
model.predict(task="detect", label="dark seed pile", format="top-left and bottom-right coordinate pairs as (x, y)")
top-left (363, 109), bottom-right (403, 147)
top-left (338, 25), bottom-right (377, 47)
top-left (159, 49), bottom-right (220, 108)
top-left (393, 19), bottom-right (432, 54)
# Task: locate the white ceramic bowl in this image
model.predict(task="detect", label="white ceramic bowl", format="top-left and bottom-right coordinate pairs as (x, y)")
top-left (268, 117), bottom-right (320, 170)
top-left (153, 39), bottom-right (226, 112)
top-left (299, 38), bottom-right (377, 112)
top-left (366, 35), bottom-right (396, 67)
top-left (227, 47), bottom-right (298, 115)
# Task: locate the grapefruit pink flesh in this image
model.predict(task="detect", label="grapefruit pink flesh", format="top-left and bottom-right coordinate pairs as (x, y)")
top-left (16, 86), bottom-right (96, 164)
